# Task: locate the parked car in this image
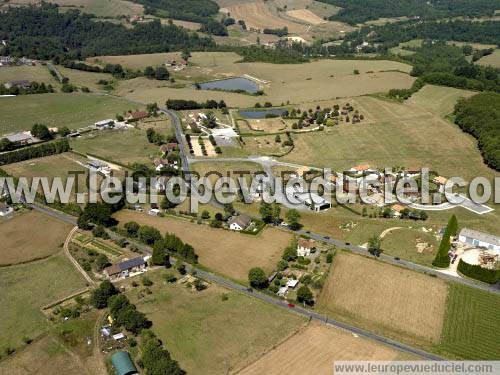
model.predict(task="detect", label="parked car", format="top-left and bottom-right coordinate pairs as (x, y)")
top-left (287, 303), bottom-right (295, 308)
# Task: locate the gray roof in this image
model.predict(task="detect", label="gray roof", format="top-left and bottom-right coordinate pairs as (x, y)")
top-left (105, 257), bottom-right (145, 276)
top-left (229, 214), bottom-right (252, 228)
top-left (459, 228), bottom-right (500, 246)
top-left (5, 132), bottom-right (33, 143)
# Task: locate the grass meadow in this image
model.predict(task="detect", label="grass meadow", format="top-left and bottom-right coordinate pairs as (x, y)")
top-left (0, 255), bottom-right (87, 351)
top-left (0, 93), bottom-right (140, 134)
top-left (127, 271), bottom-right (306, 374)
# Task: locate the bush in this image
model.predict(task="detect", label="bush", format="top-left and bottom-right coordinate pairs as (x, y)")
top-left (457, 259), bottom-right (500, 284)
top-left (248, 267), bottom-right (268, 289)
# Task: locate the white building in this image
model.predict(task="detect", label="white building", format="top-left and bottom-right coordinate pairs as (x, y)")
top-left (87, 160), bottom-right (111, 175)
top-left (458, 228), bottom-right (500, 251)
top-left (94, 119), bottom-right (115, 129)
top-left (286, 279), bottom-right (299, 289)
top-left (228, 214), bottom-right (252, 231)
top-left (297, 238), bottom-right (316, 257)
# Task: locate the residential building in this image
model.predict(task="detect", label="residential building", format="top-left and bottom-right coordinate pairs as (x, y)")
top-left (5, 131), bottom-right (35, 145)
top-left (297, 238), bottom-right (316, 257)
top-left (286, 279), bottom-right (299, 289)
top-left (228, 214), bottom-right (252, 231)
top-left (87, 160), bottom-right (111, 175)
top-left (391, 204), bottom-right (406, 217)
top-left (4, 80), bottom-right (31, 90)
top-left (104, 257), bottom-right (147, 279)
top-left (458, 228), bottom-right (500, 251)
top-left (160, 143), bottom-right (178, 155)
top-left (94, 119), bottom-right (115, 129)
top-left (433, 176), bottom-right (448, 193)
top-left (148, 208), bottom-right (161, 216)
top-left (126, 111), bottom-right (149, 122)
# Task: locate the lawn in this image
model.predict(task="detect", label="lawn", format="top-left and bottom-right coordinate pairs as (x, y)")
top-left (0, 64), bottom-right (57, 85)
top-left (0, 93), bottom-right (140, 134)
top-left (127, 271), bottom-right (306, 374)
top-left (114, 210), bottom-right (291, 282)
top-left (381, 227), bottom-right (439, 266)
top-left (0, 255), bottom-right (87, 351)
top-left (240, 322), bottom-right (415, 375)
top-left (317, 251), bottom-right (448, 346)
top-left (0, 210), bottom-right (72, 266)
top-left (70, 118), bottom-right (172, 166)
top-left (438, 284), bottom-right (500, 360)
top-left (56, 66), bottom-right (114, 92)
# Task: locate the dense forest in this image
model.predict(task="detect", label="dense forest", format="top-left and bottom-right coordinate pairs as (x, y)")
top-left (133, 0), bottom-right (219, 23)
top-left (0, 4), bottom-right (214, 60)
top-left (453, 92), bottom-right (500, 171)
top-left (317, 0), bottom-right (499, 25)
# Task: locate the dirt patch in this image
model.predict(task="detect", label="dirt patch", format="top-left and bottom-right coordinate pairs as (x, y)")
top-left (0, 211), bottom-right (72, 266)
top-left (317, 252), bottom-right (448, 343)
top-left (286, 9), bottom-right (327, 25)
top-left (238, 322), bottom-right (414, 374)
top-left (114, 211), bottom-right (291, 281)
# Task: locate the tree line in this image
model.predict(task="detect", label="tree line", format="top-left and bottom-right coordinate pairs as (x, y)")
top-left (457, 259), bottom-right (500, 284)
top-left (453, 92), bottom-right (500, 171)
top-left (165, 98), bottom-right (226, 110)
top-left (0, 139), bottom-right (70, 165)
top-left (0, 81), bottom-right (54, 96)
top-left (0, 4), bottom-right (215, 60)
top-left (432, 215), bottom-right (458, 268)
top-left (90, 280), bottom-right (185, 374)
top-left (317, 0), bottom-right (499, 25)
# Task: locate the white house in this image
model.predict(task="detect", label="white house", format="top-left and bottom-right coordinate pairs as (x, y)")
top-left (286, 279), bottom-right (299, 289)
top-left (88, 160), bottom-right (111, 175)
top-left (297, 238), bottom-right (316, 257)
top-left (148, 208), bottom-right (161, 216)
top-left (458, 228), bottom-right (500, 251)
top-left (94, 119), bottom-right (115, 129)
top-left (277, 286), bottom-right (288, 297)
top-left (228, 214), bottom-right (252, 231)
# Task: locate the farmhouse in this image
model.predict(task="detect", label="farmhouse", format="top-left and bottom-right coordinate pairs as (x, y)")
top-left (5, 131), bottom-right (36, 145)
top-left (297, 238), bottom-right (316, 257)
top-left (126, 111), bottom-right (149, 122)
top-left (286, 279), bottom-right (299, 289)
top-left (350, 164), bottom-right (372, 175)
top-left (104, 257), bottom-right (147, 280)
top-left (433, 176), bottom-right (448, 193)
top-left (160, 143), bottom-right (178, 155)
top-left (458, 228), bottom-right (500, 251)
top-left (391, 204), bottom-right (406, 217)
top-left (4, 80), bottom-right (31, 90)
top-left (228, 214), bottom-right (252, 231)
top-left (0, 201), bottom-right (13, 216)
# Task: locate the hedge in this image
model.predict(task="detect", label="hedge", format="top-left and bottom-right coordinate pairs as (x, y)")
top-left (0, 139), bottom-right (70, 165)
top-left (457, 259), bottom-right (500, 284)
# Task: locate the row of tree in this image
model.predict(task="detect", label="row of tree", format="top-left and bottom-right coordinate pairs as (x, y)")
top-left (123, 221), bottom-right (198, 264)
top-left (457, 259), bottom-right (500, 284)
top-left (0, 139), bottom-right (70, 165)
top-left (432, 215), bottom-right (458, 268)
top-left (0, 81), bottom-right (54, 96)
top-left (165, 98), bottom-right (226, 110)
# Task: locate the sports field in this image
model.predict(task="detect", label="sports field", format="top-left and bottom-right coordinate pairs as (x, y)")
top-left (0, 255), bottom-right (87, 351)
top-left (70, 118), bottom-right (172, 165)
top-left (0, 210), bottom-right (72, 266)
top-left (439, 284), bottom-right (500, 360)
top-left (0, 93), bottom-right (138, 134)
top-left (239, 323), bottom-right (415, 375)
top-left (317, 252), bottom-right (448, 344)
top-left (128, 271), bottom-right (306, 374)
top-left (114, 210), bottom-right (291, 282)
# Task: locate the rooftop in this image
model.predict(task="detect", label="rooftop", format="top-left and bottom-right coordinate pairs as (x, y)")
top-left (459, 228), bottom-right (500, 246)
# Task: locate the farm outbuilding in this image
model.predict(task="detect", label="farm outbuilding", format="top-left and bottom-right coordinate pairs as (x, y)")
top-left (111, 351), bottom-right (137, 375)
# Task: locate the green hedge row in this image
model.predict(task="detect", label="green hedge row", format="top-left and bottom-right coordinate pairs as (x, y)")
top-left (457, 259), bottom-right (500, 284)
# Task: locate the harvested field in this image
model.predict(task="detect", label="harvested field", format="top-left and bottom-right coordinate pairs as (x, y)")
top-left (114, 210), bottom-right (291, 282)
top-left (476, 49), bottom-right (500, 68)
top-left (317, 252), bottom-right (448, 344)
top-left (221, 1), bottom-right (306, 33)
top-left (286, 9), bottom-right (327, 24)
top-left (0, 211), bottom-right (72, 266)
top-left (127, 272), bottom-right (305, 374)
top-left (239, 322), bottom-right (415, 374)
top-left (0, 255), bottom-right (87, 350)
top-left (168, 19), bottom-right (201, 30)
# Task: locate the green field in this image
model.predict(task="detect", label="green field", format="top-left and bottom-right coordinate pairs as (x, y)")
top-left (56, 66), bottom-right (114, 92)
top-left (406, 85), bottom-right (476, 117)
top-left (381, 228), bottom-right (439, 266)
top-left (0, 255), bottom-right (87, 351)
top-left (0, 65), bottom-right (57, 85)
top-left (439, 284), bottom-right (500, 359)
top-left (70, 119), bottom-right (172, 165)
top-left (127, 271), bottom-right (306, 374)
top-left (0, 93), bottom-right (140, 134)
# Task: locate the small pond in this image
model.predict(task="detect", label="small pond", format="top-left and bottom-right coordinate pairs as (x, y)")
top-left (239, 108), bottom-right (288, 119)
top-left (196, 77), bottom-right (260, 94)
